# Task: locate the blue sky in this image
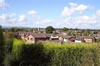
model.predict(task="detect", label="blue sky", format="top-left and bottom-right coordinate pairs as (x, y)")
top-left (0, 0), bottom-right (100, 29)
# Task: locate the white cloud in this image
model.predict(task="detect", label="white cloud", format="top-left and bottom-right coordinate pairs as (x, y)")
top-left (18, 15), bottom-right (27, 22)
top-left (76, 4), bottom-right (89, 13)
top-left (28, 10), bottom-right (37, 15)
top-left (9, 13), bottom-right (16, 17)
top-left (62, 7), bottom-right (75, 17)
top-left (0, 10), bottom-right (53, 27)
top-left (60, 9), bottom-right (100, 29)
top-left (0, 13), bottom-right (17, 27)
top-left (0, 13), bottom-right (16, 23)
top-left (28, 10), bottom-right (41, 19)
top-left (60, 2), bottom-right (100, 29)
top-left (96, 10), bottom-right (100, 16)
top-left (69, 2), bottom-right (78, 7)
top-left (0, 14), bottom-right (7, 21)
top-left (36, 19), bottom-right (52, 25)
top-left (62, 2), bottom-right (90, 17)
top-left (1, 3), bottom-right (100, 29)
top-left (0, 0), bottom-right (9, 9)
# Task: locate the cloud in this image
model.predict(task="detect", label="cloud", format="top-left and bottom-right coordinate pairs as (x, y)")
top-left (0, 14), bottom-right (7, 21)
top-left (36, 19), bottom-right (52, 25)
top-left (76, 4), bottom-right (90, 13)
top-left (0, 2), bottom-right (100, 29)
top-left (62, 7), bottom-right (75, 17)
top-left (60, 2), bottom-right (100, 29)
top-left (18, 14), bottom-right (27, 22)
top-left (69, 2), bottom-right (78, 7)
top-left (28, 10), bottom-right (41, 19)
top-left (0, 0), bottom-right (9, 9)
top-left (0, 13), bottom-right (17, 26)
top-left (62, 2), bottom-right (90, 17)
top-left (60, 8), bottom-right (100, 29)
top-left (28, 10), bottom-right (37, 15)
top-left (0, 10), bottom-right (53, 27)
top-left (96, 10), bottom-right (100, 16)
top-left (28, 10), bottom-right (53, 26)
top-left (0, 13), bottom-right (16, 22)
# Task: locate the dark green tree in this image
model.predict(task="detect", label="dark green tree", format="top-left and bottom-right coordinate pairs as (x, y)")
top-left (0, 26), bottom-right (4, 65)
top-left (9, 27), bottom-right (19, 32)
top-left (45, 26), bottom-right (55, 33)
top-left (62, 27), bottom-right (68, 32)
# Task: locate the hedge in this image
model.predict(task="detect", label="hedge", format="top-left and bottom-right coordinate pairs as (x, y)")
top-left (0, 26), bottom-right (5, 65)
top-left (4, 39), bottom-right (100, 66)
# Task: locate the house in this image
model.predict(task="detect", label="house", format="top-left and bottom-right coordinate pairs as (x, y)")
top-left (56, 32), bottom-right (75, 42)
top-left (95, 32), bottom-right (100, 41)
top-left (18, 32), bottom-right (96, 43)
top-left (75, 36), bottom-right (95, 43)
top-left (46, 32), bottom-right (76, 43)
top-left (18, 32), bottom-right (49, 43)
top-left (75, 40), bottom-right (82, 43)
top-left (50, 34), bottom-right (59, 40)
top-left (75, 37), bottom-right (84, 43)
top-left (83, 36), bottom-right (94, 43)
top-left (68, 37), bottom-right (76, 42)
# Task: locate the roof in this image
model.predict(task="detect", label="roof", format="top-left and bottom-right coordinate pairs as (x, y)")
top-left (75, 36), bottom-right (94, 41)
top-left (31, 33), bottom-right (47, 38)
top-left (57, 33), bottom-right (74, 39)
top-left (19, 32), bottom-right (47, 38)
top-left (82, 36), bottom-right (93, 39)
top-left (46, 33), bottom-right (72, 39)
top-left (19, 32), bottom-right (85, 39)
top-left (75, 36), bottom-right (84, 40)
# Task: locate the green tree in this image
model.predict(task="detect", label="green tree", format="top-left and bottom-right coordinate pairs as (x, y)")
top-left (0, 26), bottom-right (4, 65)
top-left (45, 26), bottom-right (55, 33)
top-left (62, 27), bottom-right (68, 32)
top-left (9, 27), bottom-right (19, 32)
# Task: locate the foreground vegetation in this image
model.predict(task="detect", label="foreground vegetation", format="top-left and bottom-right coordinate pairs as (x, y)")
top-left (3, 39), bottom-right (100, 66)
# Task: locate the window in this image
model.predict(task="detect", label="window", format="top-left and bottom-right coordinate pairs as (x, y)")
top-left (30, 38), bottom-right (33, 40)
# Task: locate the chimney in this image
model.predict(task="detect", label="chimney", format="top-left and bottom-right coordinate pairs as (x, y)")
top-left (63, 32), bottom-right (67, 35)
top-left (38, 28), bottom-right (40, 31)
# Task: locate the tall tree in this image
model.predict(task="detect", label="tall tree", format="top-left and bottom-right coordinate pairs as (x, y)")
top-left (45, 26), bottom-right (55, 33)
top-left (0, 26), bottom-right (4, 65)
top-left (62, 27), bottom-right (68, 32)
top-left (9, 27), bottom-right (19, 32)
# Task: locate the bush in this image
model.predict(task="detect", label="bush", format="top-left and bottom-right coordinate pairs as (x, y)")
top-left (4, 39), bottom-right (25, 66)
top-left (0, 26), bottom-right (5, 65)
top-left (4, 40), bottom-right (100, 66)
top-left (5, 39), bottom-right (13, 54)
top-left (12, 39), bottom-right (25, 60)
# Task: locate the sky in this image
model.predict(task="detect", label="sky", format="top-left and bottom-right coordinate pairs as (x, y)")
top-left (0, 0), bottom-right (100, 29)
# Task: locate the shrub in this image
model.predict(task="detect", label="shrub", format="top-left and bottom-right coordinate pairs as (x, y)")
top-left (12, 39), bottom-right (25, 60)
top-left (4, 40), bottom-right (100, 66)
top-left (0, 26), bottom-right (5, 65)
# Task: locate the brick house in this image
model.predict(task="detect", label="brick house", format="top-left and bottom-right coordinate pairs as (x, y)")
top-left (83, 37), bottom-right (95, 43)
top-left (19, 32), bottom-right (75, 43)
top-left (75, 37), bottom-right (84, 43)
top-left (75, 36), bottom-right (95, 43)
top-left (18, 32), bottom-right (49, 43)
top-left (50, 32), bottom-right (76, 42)
top-left (18, 32), bottom-right (96, 43)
